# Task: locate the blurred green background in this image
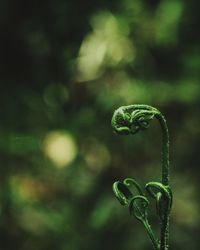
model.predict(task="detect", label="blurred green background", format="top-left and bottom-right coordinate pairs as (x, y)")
top-left (0, 0), bottom-right (200, 249)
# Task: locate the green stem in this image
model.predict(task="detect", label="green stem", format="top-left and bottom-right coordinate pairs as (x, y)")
top-left (143, 220), bottom-right (159, 250)
top-left (156, 113), bottom-right (170, 250)
top-left (156, 113), bottom-right (170, 186)
top-left (160, 215), bottom-right (169, 250)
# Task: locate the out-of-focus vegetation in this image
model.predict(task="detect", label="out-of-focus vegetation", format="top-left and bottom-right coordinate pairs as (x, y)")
top-left (0, 0), bottom-right (200, 249)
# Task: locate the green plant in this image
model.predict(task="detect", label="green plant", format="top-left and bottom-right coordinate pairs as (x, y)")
top-left (111, 104), bottom-right (172, 250)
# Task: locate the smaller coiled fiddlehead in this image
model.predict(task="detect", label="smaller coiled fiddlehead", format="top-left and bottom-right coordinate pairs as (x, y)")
top-left (145, 182), bottom-right (172, 222)
top-left (111, 104), bottom-right (172, 250)
top-left (113, 178), bottom-right (159, 250)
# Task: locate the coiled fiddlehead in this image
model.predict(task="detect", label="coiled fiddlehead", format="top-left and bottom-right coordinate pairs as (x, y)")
top-left (111, 104), bottom-right (172, 250)
top-left (113, 178), bottom-right (159, 250)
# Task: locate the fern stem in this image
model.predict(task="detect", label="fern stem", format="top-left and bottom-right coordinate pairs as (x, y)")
top-left (156, 113), bottom-right (170, 250)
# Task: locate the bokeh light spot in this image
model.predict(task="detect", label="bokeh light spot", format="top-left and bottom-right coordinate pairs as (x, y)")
top-left (43, 131), bottom-right (77, 168)
top-left (76, 11), bottom-right (134, 81)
